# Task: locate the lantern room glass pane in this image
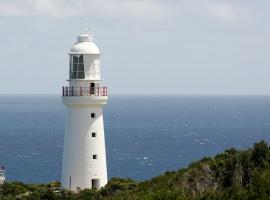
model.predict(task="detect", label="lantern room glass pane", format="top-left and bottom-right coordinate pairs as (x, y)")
top-left (73, 64), bottom-right (78, 71)
top-left (71, 72), bottom-right (76, 79)
top-left (69, 56), bottom-right (72, 79)
top-left (78, 72), bottom-right (84, 79)
top-left (78, 64), bottom-right (84, 71)
top-left (73, 56), bottom-right (78, 63)
top-left (70, 55), bottom-right (85, 79)
top-left (79, 55), bottom-right (83, 63)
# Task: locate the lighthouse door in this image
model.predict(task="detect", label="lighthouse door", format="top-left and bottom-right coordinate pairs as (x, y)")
top-left (91, 179), bottom-right (100, 189)
top-left (90, 83), bottom-right (95, 95)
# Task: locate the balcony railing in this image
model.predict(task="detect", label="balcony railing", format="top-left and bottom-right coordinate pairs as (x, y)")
top-left (62, 86), bottom-right (108, 97)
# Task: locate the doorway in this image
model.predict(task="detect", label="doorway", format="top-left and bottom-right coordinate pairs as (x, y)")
top-left (91, 179), bottom-right (100, 189)
top-left (90, 83), bottom-right (95, 95)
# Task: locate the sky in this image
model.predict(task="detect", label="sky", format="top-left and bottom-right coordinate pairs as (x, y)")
top-left (0, 0), bottom-right (269, 95)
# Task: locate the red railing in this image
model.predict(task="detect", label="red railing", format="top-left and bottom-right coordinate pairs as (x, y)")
top-left (62, 86), bottom-right (108, 97)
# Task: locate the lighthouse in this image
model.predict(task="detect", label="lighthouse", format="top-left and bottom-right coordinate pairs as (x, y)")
top-left (61, 34), bottom-right (108, 191)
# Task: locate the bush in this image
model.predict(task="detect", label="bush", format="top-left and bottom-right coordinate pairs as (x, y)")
top-left (1, 140), bottom-right (270, 200)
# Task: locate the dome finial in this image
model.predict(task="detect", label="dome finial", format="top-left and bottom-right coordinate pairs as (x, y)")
top-left (80, 23), bottom-right (93, 42)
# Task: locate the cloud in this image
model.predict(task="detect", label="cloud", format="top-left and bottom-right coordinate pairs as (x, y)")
top-left (0, 0), bottom-right (80, 19)
top-left (112, 0), bottom-right (165, 21)
top-left (27, 0), bottom-right (71, 18)
top-left (0, 0), bottom-right (169, 21)
top-left (0, 0), bottom-right (249, 23)
top-left (206, 2), bottom-right (237, 21)
top-left (66, 0), bottom-right (167, 22)
top-left (0, 2), bottom-right (29, 17)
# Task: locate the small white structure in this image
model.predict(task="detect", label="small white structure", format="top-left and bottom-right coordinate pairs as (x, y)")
top-left (0, 166), bottom-right (5, 184)
top-left (61, 34), bottom-right (108, 191)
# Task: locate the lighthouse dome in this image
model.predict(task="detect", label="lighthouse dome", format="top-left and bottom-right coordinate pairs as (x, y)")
top-left (70, 34), bottom-right (100, 54)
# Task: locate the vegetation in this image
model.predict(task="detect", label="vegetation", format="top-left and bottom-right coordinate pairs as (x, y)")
top-left (1, 140), bottom-right (270, 199)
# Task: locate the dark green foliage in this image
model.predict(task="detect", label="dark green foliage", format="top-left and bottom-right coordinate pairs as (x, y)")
top-left (1, 140), bottom-right (270, 199)
top-left (100, 178), bottom-right (137, 197)
top-left (251, 140), bottom-right (270, 168)
top-left (0, 182), bottom-right (28, 196)
top-left (28, 187), bottom-right (57, 200)
top-left (76, 188), bottom-right (102, 200)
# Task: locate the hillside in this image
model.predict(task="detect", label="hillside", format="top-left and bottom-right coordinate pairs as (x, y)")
top-left (1, 140), bottom-right (270, 200)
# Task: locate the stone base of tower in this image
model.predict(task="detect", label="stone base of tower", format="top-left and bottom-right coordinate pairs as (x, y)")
top-left (61, 96), bottom-right (108, 191)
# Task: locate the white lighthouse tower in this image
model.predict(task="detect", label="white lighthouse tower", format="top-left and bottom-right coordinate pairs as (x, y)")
top-left (61, 34), bottom-right (108, 191)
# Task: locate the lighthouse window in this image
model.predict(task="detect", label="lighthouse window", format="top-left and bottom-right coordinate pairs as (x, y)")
top-left (93, 154), bottom-right (98, 159)
top-left (70, 55), bottom-right (85, 79)
top-left (92, 132), bottom-right (96, 137)
top-left (91, 113), bottom-right (95, 118)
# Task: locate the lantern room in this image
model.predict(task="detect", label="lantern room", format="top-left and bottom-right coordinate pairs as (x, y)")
top-left (69, 34), bottom-right (101, 81)
top-left (62, 34), bottom-right (107, 97)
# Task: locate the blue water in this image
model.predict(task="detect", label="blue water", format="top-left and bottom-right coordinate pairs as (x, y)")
top-left (0, 95), bottom-right (270, 183)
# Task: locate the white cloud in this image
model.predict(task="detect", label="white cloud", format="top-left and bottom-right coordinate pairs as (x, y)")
top-left (206, 2), bottom-right (237, 21)
top-left (0, 0), bottom-right (80, 19)
top-left (0, 0), bottom-right (250, 23)
top-left (0, 0), bottom-right (169, 21)
top-left (113, 0), bottom-right (165, 21)
top-left (28, 0), bottom-right (84, 19)
top-left (0, 2), bottom-right (28, 17)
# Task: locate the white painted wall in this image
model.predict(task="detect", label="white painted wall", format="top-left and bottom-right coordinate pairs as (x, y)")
top-left (61, 98), bottom-right (108, 190)
top-left (83, 54), bottom-right (101, 81)
top-left (0, 172), bottom-right (5, 184)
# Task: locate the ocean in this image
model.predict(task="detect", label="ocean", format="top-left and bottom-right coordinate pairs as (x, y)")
top-left (0, 95), bottom-right (270, 183)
